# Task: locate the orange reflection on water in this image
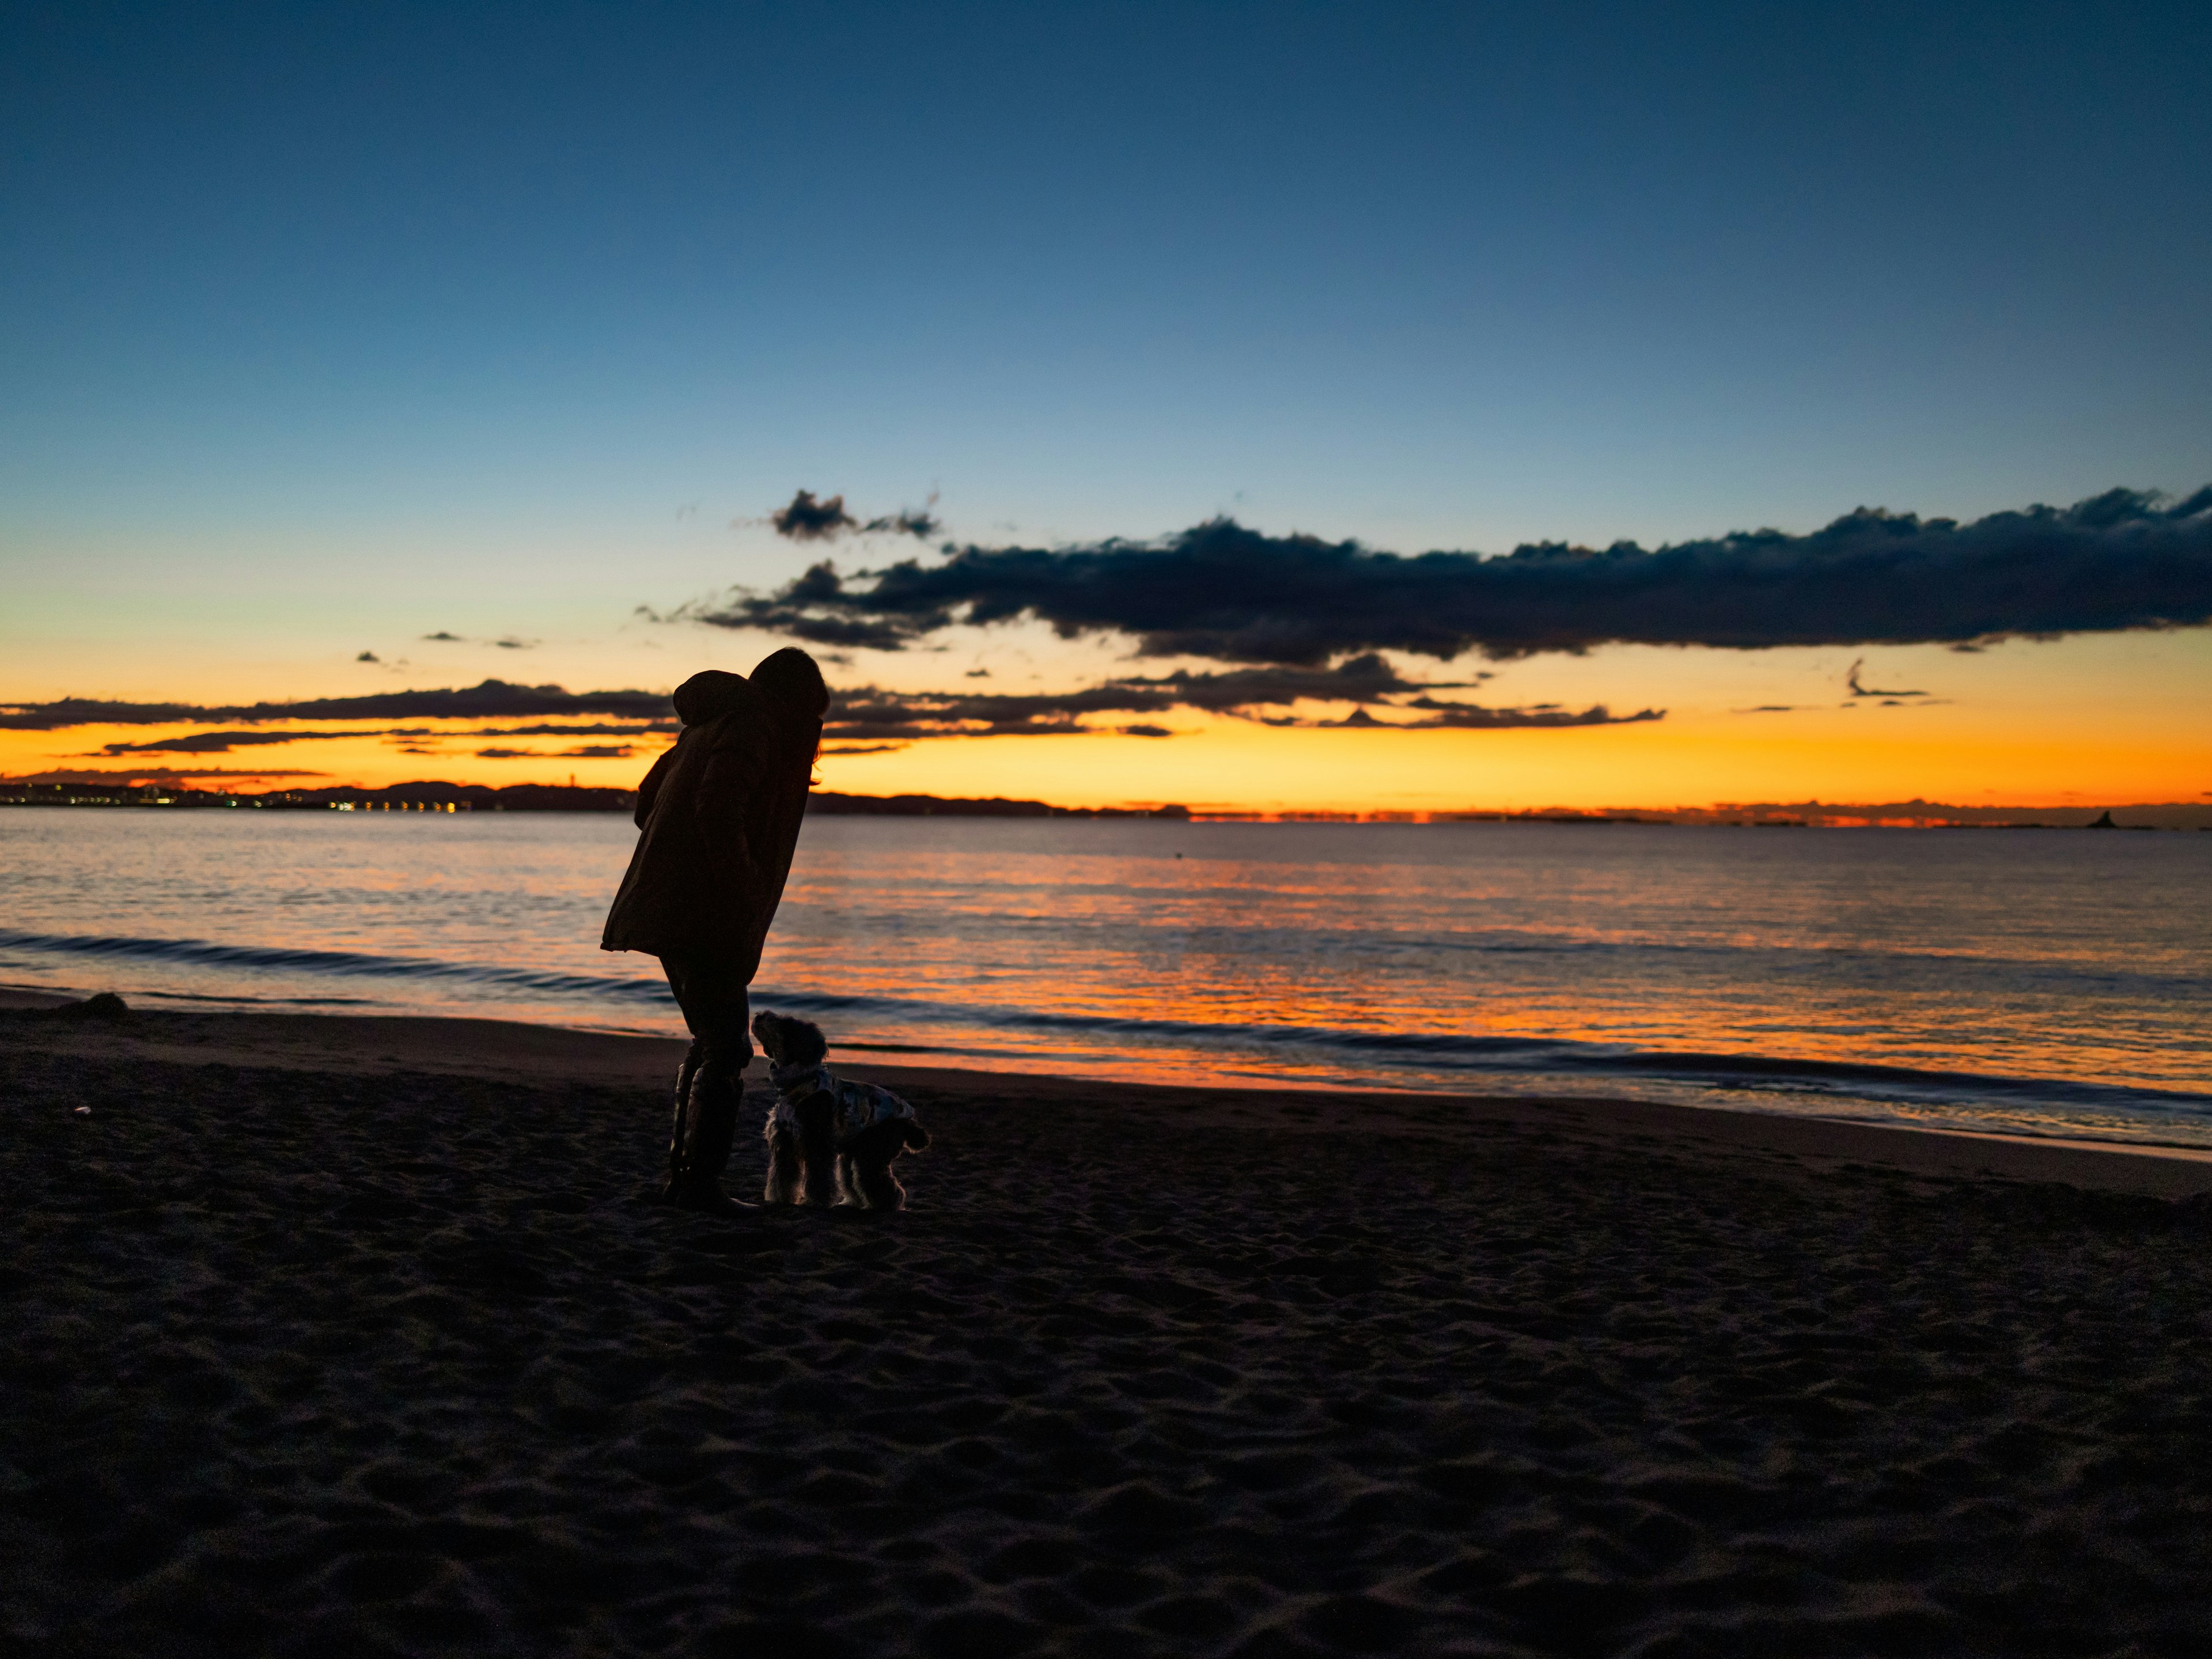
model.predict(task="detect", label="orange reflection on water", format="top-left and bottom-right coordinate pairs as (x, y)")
top-left (759, 820), bottom-right (2212, 1099)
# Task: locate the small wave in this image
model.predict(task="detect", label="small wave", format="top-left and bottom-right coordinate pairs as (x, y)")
top-left (0, 925), bottom-right (676, 1006)
top-left (743, 991), bottom-right (2212, 1120)
top-left (8, 924), bottom-right (2209, 1126)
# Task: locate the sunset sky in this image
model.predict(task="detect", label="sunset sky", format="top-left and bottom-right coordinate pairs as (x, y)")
top-left (5, 2), bottom-right (2209, 812)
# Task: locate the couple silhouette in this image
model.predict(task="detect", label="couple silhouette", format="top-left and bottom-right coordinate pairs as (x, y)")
top-left (601, 648), bottom-right (828, 1214)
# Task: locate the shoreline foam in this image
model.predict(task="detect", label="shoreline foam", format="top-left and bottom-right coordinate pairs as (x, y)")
top-left (6, 986), bottom-right (2212, 1187)
top-left (7, 975), bottom-right (2211, 1160)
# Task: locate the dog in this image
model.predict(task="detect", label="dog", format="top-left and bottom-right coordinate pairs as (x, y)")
top-left (751, 1010), bottom-right (930, 1209)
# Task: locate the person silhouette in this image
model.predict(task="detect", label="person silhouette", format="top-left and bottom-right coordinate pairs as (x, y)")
top-left (603, 648), bottom-right (828, 1213)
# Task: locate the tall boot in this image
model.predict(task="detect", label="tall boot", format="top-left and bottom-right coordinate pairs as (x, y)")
top-left (669, 1054), bottom-right (756, 1215)
top-left (664, 1039), bottom-right (706, 1200)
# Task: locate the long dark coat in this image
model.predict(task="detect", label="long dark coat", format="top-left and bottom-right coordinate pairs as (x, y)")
top-left (600, 669), bottom-right (820, 979)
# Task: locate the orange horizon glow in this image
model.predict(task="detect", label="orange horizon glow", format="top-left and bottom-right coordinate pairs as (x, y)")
top-left (5, 631), bottom-right (2207, 813)
top-left (4, 702), bottom-right (2207, 815)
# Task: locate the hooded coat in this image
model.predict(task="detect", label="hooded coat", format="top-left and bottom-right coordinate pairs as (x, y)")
top-left (600, 669), bottom-right (821, 979)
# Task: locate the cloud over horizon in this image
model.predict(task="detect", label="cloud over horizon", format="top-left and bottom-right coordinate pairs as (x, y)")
top-left (92, 730), bottom-right (364, 755)
top-left (421, 632), bottom-right (538, 649)
top-left (3, 662), bottom-right (1656, 748)
top-left (695, 486), bottom-right (2212, 665)
top-left (472, 747), bottom-right (626, 760)
top-left (1, 767), bottom-right (329, 784)
top-left (820, 656), bottom-right (1657, 740)
top-left (1, 680), bottom-right (673, 731)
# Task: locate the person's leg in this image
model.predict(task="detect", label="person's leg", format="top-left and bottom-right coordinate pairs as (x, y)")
top-left (662, 959), bottom-right (705, 1197)
top-left (665, 1037), bottom-right (706, 1195)
top-left (662, 957), bottom-right (755, 1214)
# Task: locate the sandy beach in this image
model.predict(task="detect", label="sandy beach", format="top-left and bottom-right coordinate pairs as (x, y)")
top-left (5, 990), bottom-right (2211, 1658)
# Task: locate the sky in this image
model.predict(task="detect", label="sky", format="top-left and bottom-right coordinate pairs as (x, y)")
top-left (4, 1), bottom-right (2209, 811)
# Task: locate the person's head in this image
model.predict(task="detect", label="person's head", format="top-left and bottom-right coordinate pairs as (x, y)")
top-left (670, 669), bottom-right (749, 726)
top-left (748, 647), bottom-right (830, 722)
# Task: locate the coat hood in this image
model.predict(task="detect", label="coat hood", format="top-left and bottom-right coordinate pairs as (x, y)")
top-left (671, 669), bottom-right (757, 726)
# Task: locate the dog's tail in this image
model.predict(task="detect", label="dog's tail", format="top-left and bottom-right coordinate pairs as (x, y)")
top-left (899, 1120), bottom-right (931, 1152)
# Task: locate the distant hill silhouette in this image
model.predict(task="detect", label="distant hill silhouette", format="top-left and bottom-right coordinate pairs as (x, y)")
top-left (0, 780), bottom-right (1191, 818)
top-left (0, 779), bottom-right (633, 812)
top-left (1, 779), bottom-right (2204, 828)
top-left (807, 792), bottom-right (1189, 820)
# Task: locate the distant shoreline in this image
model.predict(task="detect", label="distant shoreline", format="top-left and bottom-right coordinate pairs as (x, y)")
top-left (3, 778), bottom-right (2210, 828)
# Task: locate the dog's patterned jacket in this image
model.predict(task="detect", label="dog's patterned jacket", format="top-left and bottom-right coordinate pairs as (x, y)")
top-left (766, 1060), bottom-right (916, 1144)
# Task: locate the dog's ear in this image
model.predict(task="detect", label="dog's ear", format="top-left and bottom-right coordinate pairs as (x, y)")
top-left (899, 1120), bottom-right (930, 1152)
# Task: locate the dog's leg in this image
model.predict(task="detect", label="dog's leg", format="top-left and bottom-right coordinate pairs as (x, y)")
top-left (836, 1152), bottom-right (866, 1207)
top-left (844, 1119), bottom-right (919, 1210)
top-left (763, 1123), bottom-right (801, 1204)
top-left (796, 1091), bottom-right (839, 1207)
top-left (853, 1154), bottom-right (904, 1211)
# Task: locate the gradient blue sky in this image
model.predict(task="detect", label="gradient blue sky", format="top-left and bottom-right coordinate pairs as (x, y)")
top-left (5, 1), bottom-right (2210, 806)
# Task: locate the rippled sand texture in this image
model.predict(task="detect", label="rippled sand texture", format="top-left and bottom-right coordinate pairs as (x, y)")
top-left (5, 1030), bottom-right (2211, 1656)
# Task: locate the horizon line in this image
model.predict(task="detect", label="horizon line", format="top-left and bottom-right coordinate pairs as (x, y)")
top-left (3, 778), bottom-right (2208, 828)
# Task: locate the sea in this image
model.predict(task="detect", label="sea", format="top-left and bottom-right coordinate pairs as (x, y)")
top-left (3, 808), bottom-right (2210, 1150)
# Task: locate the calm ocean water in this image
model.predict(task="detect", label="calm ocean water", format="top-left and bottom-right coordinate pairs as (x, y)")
top-left (3, 809), bottom-right (2210, 1148)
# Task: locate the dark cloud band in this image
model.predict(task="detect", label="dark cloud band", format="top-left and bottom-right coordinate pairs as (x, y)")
top-left (2, 680), bottom-right (671, 732)
top-left (95, 730), bottom-right (362, 755)
top-left (86, 721), bottom-right (669, 755)
top-left (7, 667), bottom-right (1653, 749)
top-left (701, 486), bottom-right (2212, 665)
top-left (820, 661), bottom-right (1656, 739)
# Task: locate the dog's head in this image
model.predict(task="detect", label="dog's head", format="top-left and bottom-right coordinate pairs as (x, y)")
top-left (751, 1009), bottom-right (828, 1070)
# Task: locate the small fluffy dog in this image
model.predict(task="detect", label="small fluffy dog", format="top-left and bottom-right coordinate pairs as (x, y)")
top-left (751, 1010), bottom-right (930, 1209)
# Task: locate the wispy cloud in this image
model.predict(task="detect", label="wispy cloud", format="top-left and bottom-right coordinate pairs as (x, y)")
top-left (92, 730), bottom-right (362, 755)
top-left (1107, 656), bottom-right (1490, 710)
top-left (421, 631), bottom-right (538, 650)
top-left (425, 722), bottom-right (672, 738)
top-left (1845, 658), bottom-right (1927, 698)
top-left (688, 486), bottom-right (2212, 665)
top-left (471, 744), bottom-right (632, 760)
top-left (819, 660), bottom-right (1658, 740)
top-left (86, 721), bottom-right (672, 754)
top-left (3, 767), bottom-right (328, 783)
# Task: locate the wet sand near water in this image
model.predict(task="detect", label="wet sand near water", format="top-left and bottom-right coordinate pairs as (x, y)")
top-left (5, 995), bottom-right (2210, 1656)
